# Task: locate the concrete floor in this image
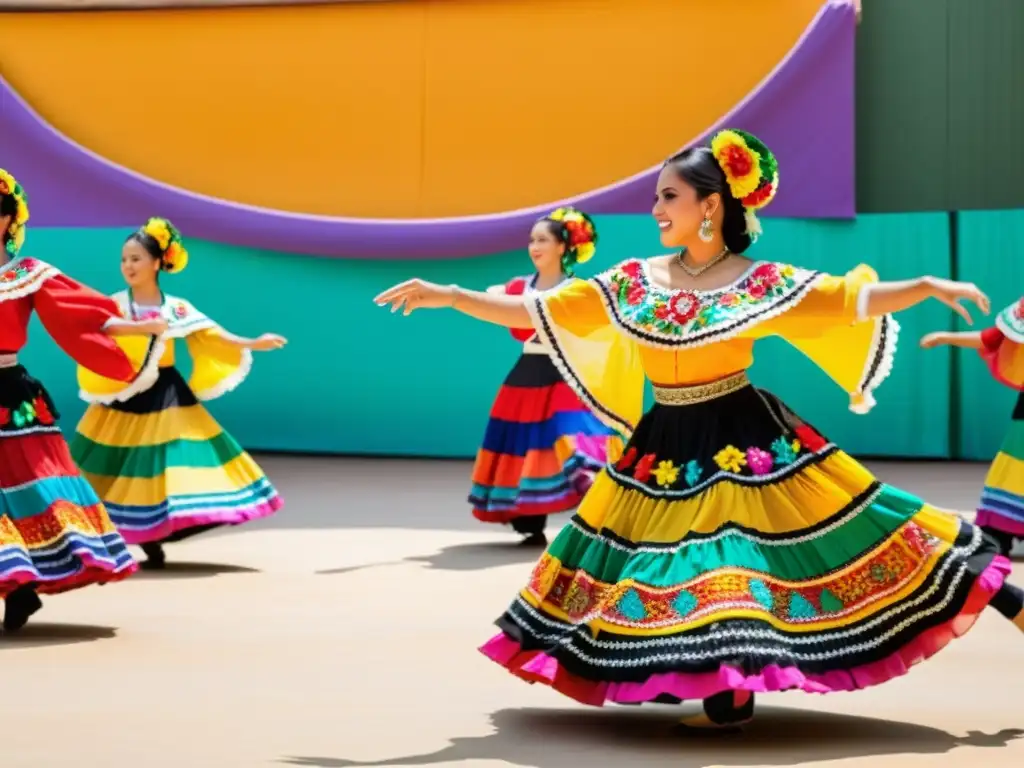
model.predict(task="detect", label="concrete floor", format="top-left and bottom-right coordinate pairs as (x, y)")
top-left (3, 456), bottom-right (1022, 767)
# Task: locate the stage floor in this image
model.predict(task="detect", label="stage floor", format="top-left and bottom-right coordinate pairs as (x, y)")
top-left (3, 456), bottom-right (1022, 767)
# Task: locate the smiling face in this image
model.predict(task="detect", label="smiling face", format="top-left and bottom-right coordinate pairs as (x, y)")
top-left (652, 165), bottom-right (723, 249)
top-left (121, 238), bottom-right (161, 289)
top-left (528, 220), bottom-right (567, 274)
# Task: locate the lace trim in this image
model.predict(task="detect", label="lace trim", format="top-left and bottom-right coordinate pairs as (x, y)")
top-left (851, 312), bottom-right (900, 415)
top-left (996, 301), bottom-right (1024, 344)
top-left (78, 335), bottom-right (165, 405)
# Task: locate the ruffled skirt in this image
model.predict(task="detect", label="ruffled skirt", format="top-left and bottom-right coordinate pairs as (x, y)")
top-left (0, 365), bottom-right (137, 596)
top-left (70, 366), bottom-right (282, 545)
top-left (480, 380), bottom-right (1008, 705)
top-left (975, 391), bottom-right (1024, 541)
top-left (470, 353), bottom-right (621, 524)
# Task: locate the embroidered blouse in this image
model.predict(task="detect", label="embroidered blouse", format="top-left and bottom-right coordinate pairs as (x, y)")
top-left (78, 290), bottom-right (253, 405)
top-left (526, 258), bottom-right (898, 436)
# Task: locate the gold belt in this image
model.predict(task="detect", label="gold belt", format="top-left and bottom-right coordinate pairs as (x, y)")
top-left (652, 372), bottom-right (750, 406)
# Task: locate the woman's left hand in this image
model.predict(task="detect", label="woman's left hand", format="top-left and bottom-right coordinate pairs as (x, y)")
top-left (928, 278), bottom-right (991, 324)
top-left (251, 333), bottom-right (287, 351)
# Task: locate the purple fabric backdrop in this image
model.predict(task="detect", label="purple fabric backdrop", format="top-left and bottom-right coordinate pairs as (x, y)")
top-left (1, 1), bottom-right (856, 259)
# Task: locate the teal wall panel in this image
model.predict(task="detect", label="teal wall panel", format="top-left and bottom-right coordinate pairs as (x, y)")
top-left (955, 210), bottom-right (1024, 460)
top-left (22, 212), bottom-right (952, 458)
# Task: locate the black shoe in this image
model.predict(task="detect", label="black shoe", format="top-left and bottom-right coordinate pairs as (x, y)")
top-left (519, 533), bottom-right (548, 547)
top-left (139, 543), bottom-right (167, 570)
top-left (3, 586), bottom-right (43, 632)
top-left (674, 691), bottom-right (755, 734)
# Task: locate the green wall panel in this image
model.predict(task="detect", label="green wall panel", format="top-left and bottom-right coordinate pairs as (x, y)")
top-left (856, 0), bottom-right (950, 213)
top-left (21, 213), bottom-right (951, 458)
top-left (955, 210), bottom-right (1024, 460)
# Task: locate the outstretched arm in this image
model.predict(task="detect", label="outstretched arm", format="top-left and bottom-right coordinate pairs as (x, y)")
top-left (861, 276), bottom-right (990, 324)
top-left (374, 279), bottom-right (532, 329)
top-left (210, 328), bottom-right (287, 351)
top-left (920, 330), bottom-right (984, 349)
top-left (103, 317), bottom-right (167, 337)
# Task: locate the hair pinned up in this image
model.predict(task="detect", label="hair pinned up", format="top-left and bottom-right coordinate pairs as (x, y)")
top-left (127, 217), bottom-right (190, 274)
top-left (537, 206), bottom-right (598, 276)
top-left (708, 129), bottom-right (779, 242)
top-left (0, 168), bottom-right (30, 257)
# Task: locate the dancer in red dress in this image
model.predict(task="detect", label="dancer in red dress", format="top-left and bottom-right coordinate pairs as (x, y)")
top-left (0, 169), bottom-right (166, 630)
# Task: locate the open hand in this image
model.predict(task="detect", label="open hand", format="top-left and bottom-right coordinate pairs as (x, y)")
top-left (251, 333), bottom-right (287, 351)
top-left (919, 332), bottom-right (949, 349)
top-left (928, 278), bottom-right (990, 325)
top-left (374, 279), bottom-right (455, 316)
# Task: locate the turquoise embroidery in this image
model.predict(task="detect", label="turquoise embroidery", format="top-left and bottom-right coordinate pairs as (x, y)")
top-left (749, 578), bottom-right (774, 611)
top-left (616, 588), bottom-right (648, 622)
top-left (770, 436), bottom-right (799, 465)
top-left (683, 460), bottom-right (702, 487)
top-left (672, 590), bottom-right (699, 617)
top-left (788, 592), bottom-right (818, 620)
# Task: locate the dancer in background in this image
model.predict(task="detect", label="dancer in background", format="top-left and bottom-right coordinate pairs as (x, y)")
top-left (471, 208), bottom-right (622, 546)
top-left (71, 218), bottom-right (286, 570)
top-left (0, 169), bottom-right (165, 630)
top-left (375, 130), bottom-right (1024, 731)
top-left (922, 298), bottom-right (1024, 555)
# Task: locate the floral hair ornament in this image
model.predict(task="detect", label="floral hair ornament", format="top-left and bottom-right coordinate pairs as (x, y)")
top-left (140, 216), bottom-right (189, 274)
top-left (709, 129), bottom-right (779, 242)
top-left (0, 168), bottom-right (30, 257)
top-left (546, 206), bottom-right (598, 273)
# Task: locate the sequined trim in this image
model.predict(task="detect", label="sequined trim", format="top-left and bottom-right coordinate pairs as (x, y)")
top-left (652, 372), bottom-right (749, 406)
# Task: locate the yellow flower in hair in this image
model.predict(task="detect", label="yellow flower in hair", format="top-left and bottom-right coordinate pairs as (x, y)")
top-left (161, 241), bottom-right (190, 274)
top-left (15, 200), bottom-right (29, 225)
top-left (575, 241), bottom-right (596, 265)
top-left (143, 218), bottom-right (173, 251)
top-left (0, 169), bottom-right (14, 197)
top-left (710, 130), bottom-right (762, 201)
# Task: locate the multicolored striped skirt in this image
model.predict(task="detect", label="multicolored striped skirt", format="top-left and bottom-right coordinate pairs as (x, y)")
top-left (975, 391), bottom-right (1024, 544)
top-left (469, 351), bottom-right (621, 525)
top-left (480, 376), bottom-right (1009, 705)
top-left (0, 364), bottom-right (136, 596)
top-left (70, 366), bottom-right (282, 546)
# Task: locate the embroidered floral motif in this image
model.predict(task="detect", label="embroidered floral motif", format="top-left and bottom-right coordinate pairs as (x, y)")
top-left (0, 395), bottom-right (55, 430)
top-left (605, 259), bottom-right (805, 339)
top-left (172, 302), bottom-right (188, 320)
top-left (0, 258), bottom-right (37, 283)
top-left (533, 523), bottom-right (930, 629)
top-left (0, 407), bottom-right (9, 427)
top-left (683, 460), bottom-right (702, 487)
top-left (618, 425), bottom-right (831, 490)
top-left (714, 445), bottom-right (747, 473)
top-left (652, 460), bottom-right (679, 488)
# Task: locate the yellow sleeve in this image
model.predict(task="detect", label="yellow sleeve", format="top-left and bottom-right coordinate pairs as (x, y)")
top-left (185, 328), bottom-right (253, 401)
top-left (526, 275), bottom-right (644, 439)
top-left (755, 264), bottom-right (897, 414)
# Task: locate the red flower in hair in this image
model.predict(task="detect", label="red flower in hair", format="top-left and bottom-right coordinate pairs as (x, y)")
top-left (721, 145), bottom-right (754, 179)
top-left (0, 181), bottom-right (9, 195)
top-left (742, 182), bottom-right (775, 208)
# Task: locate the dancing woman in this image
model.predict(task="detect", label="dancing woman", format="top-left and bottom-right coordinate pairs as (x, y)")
top-left (71, 218), bottom-right (286, 569)
top-left (375, 130), bottom-right (1024, 730)
top-left (923, 299), bottom-right (1024, 555)
top-left (0, 169), bottom-right (165, 630)
top-left (471, 208), bottom-right (622, 546)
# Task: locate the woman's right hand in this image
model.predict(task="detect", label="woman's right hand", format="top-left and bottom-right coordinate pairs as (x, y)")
top-left (374, 279), bottom-right (456, 316)
top-left (927, 277), bottom-right (991, 324)
top-left (137, 318), bottom-right (168, 336)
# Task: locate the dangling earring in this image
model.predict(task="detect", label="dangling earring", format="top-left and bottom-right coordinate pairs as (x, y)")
top-left (698, 215), bottom-right (714, 243)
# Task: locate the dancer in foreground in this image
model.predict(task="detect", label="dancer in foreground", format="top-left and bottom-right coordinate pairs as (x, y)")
top-left (471, 208), bottom-right (622, 546)
top-left (375, 130), bottom-right (1024, 730)
top-left (71, 218), bottom-right (286, 569)
top-left (0, 169), bottom-right (165, 630)
top-left (923, 298), bottom-right (1024, 555)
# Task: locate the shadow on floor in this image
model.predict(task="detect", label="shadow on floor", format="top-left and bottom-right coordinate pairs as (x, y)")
top-left (318, 541), bottom-right (543, 576)
top-left (132, 562), bottom-right (261, 580)
top-left (0, 622), bottom-right (117, 649)
top-left (279, 706), bottom-right (1024, 767)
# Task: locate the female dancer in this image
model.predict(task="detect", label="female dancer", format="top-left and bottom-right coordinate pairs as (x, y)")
top-left (375, 130), bottom-right (1024, 730)
top-left (0, 169), bottom-right (166, 630)
top-left (471, 208), bottom-right (622, 546)
top-left (71, 218), bottom-right (286, 570)
top-left (922, 299), bottom-right (1024, 555)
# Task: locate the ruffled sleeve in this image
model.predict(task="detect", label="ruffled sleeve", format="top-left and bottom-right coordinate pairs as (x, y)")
top-left (32, 274), bottom-right (161, 397)
top-left (754, 264), bottom-right (898, 414)
top-left (978, 298), bottom-right (1024, 390)
top-left (527, 273), bottom-right (644, 439)
top-left (185, 328), bottom-right (253, 401)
